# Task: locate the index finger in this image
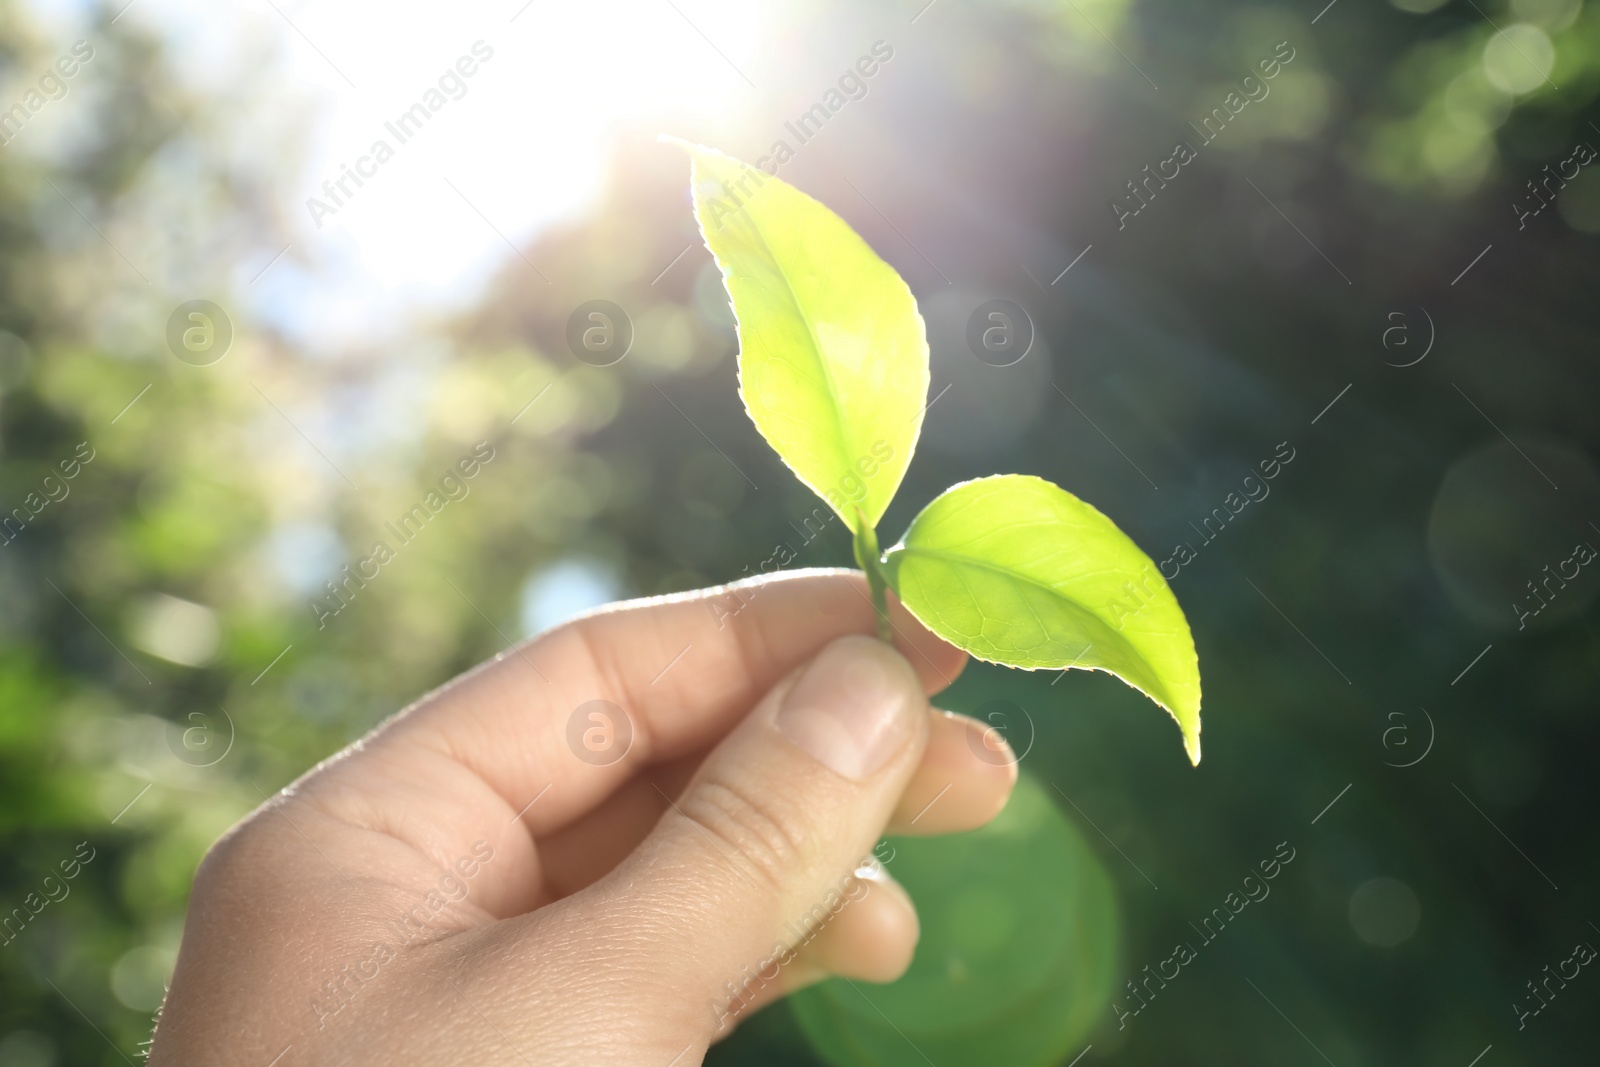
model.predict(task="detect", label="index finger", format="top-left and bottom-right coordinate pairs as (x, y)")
top-left (385, 568), bottom-right (966, 836)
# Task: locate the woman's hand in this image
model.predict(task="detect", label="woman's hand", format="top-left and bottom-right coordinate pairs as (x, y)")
top-left (150, 570), bottom-right (1018, 1066)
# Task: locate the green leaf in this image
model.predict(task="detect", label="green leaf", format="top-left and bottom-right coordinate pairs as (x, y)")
top-left (883, 475), bottom-right (1203, 764)
top-left (671, 139), bottom-right (928, 533)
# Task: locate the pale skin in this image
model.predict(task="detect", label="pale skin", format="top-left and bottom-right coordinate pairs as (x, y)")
top-left (150, 570), bottom-right (1018, 1066)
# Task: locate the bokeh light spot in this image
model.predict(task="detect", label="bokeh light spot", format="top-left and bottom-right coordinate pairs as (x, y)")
top-left (946, 884), bottom-right (1020, 958)
top-left (519, 559), bottom-right (621, 637)
top-left (110, 944), bottom-right (175, 1012)
top-left (791, 775), bottom-right (1118, 1067)
top-left (1483, 24), bottom-right (1555, 95)
top-left (1511, 0), bottom-right (1583, 32)
top-left (1348, 877), bottom-right (1421, 947)
top-left (127, 594), bottom-right (221, 668)
top-left (0, 1031), bottom-right (55, 1067)
top-left (1427, 439), bottom-right (1600, 629)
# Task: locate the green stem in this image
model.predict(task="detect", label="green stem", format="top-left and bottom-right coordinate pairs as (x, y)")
top-left (851, 517), bottom-right (892, 643)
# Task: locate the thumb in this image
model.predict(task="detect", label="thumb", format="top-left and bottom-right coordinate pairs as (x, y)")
top-left (599, 634), bottom-right (930, 1036)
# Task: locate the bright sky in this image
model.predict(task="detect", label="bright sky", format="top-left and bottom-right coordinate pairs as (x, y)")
top-left (29, 0), bottom-right (768, 349)
top-left (14, 0), bottom-right (774, 624)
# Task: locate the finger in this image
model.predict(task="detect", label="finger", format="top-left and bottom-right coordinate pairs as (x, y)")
top-left (496, 634), bottom-right (932, 1049)
top-left (887, 710), bottom-right (1018, 835)
top-left (717, 864), bottom-right (918, 1029)
top-left (526, 752), bottom-right (702, 904)
top-left (783, 862), bottom-right (918, 983)
top-left (536, 707), bottom-right (1017, 901)
top-left (384, 570), bottom-right (965, 838)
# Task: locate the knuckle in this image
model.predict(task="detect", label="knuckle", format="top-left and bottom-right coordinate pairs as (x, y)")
top-left (191, 817), bottom-right (276, 900)
top-left (192, 800), bottom-right (319, 899)
top-left (676, 777), bottom-right (808, 893)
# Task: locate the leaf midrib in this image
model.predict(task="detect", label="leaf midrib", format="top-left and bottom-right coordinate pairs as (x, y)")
top-left (737, 200), bottom-right (856, 513)
top-left (889, 543), bottom-right (1169, 678)
top-left (891, 544), bottom-right (1134, 614)
top-left (895, 544), bottom-right (1187, 717)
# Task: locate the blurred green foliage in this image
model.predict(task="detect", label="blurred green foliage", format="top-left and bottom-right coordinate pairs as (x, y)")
top-left (3, 0), bottom-right (1600, 1064)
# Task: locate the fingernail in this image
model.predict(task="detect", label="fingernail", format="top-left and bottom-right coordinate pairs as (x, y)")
top-left (776, 636), bottom-right (918, 780)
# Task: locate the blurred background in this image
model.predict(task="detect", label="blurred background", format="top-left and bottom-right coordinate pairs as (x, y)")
top-left (2, 0), bottom-right (1598, 1063)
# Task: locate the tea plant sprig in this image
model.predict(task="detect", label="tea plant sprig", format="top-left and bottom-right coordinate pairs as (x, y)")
top-left (671, 140), bottom-right (1202, 764)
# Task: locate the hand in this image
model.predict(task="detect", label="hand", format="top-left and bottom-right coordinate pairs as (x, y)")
top-left (149, 570), bottom-right (1018, 1066)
